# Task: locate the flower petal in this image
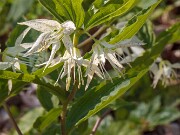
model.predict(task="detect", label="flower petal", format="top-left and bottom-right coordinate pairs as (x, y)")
top-left (62, 21), bottom-right (76, 35)
top-left (62, 35), bottom-right (73, 55)
top-left (24, 33), bottom-right (47, 56)
top-left (15, 27), bottom-right (31, 46)
top-left (43, 42), bottom-right (60, 71)
top-left (85, 70), bottom-right (94, 90)
top-left (106, 52), bottom-right (123, 68)
top-left (18, 19), bottom-right (61, 32)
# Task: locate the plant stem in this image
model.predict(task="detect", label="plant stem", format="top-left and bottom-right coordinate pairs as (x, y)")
top-left (77, 25), bottom-right (107, 48)
top-left (3, 102), bottom-right (23, 135)
top-left (73, 32), bottom-right (79, 48)
top-left (90, 110), bottom-right (112, 135)
top-left (60, 84), bottom-right (78, 135)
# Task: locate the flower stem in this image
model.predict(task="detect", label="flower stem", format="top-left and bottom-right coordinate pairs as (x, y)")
top-left (60, 84), bottom-right (78, 135)
top-left (3, 102), bottom-right (23, 135)
top-left (73, 32), bottom-right (80, 48)
top-left (77, 25), bottom-right (107, 48)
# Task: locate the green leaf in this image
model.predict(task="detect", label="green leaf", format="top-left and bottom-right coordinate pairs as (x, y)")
top-left (33, 108), bottom-right (62, 131)
top-left (8, 80), bottom-right (27, 96)
top-left (42, 123), bottom-right (61, 135)
top-left (82, 0), bottom-right (95, 11)
top-left (39, 0), bottom-right (70, 22)
top-left (137, 20), bottom-right (156, 49)
top-left (0, 79), bottom-right (27, 105)
top-left (137, 0), bottom-right (159, 9)
top-left (39, 0), bottom-right (85, 28)
top-left (0, 79), bottom-right (8, 104)
top-left (32, 61), bottom-right (63, 78)
top-left (93, 0), bottom-right (104, 9)
top-left (109, 0), bottom-right (161, 44)
top-left (37, 86), bottom-right (53, 111)
top-left (71, 0), bottom-right (85, 28)
top-left (17, 107), bottom-right (44, 134)
top-left (85, 0), bottom-right (137, 30)
top-left (66, 23), bottom-right (180, 130)
top-left (0, 70), bottom-right (67, 101)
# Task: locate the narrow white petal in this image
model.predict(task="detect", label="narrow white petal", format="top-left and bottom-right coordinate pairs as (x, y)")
top-left (152, 69), bottom-right (163, 88)
top-left (24, 33), bottom-right (47, 56)
top-left (43, 43), bottom-right (60, 71)
top-left (85, 70), bottom-right (94, 90)
top-left (130, 46), bottom-right (145, 55)
top-left (150, 63), bottom-right (159, 76)
top-left (93, 65), bottom-right (104, 79)
top-left (14, 61), bottom-right (20, 70)
top-left (62, 35), bottom-right (73, 55)
top-left (20, 43), bottom-right (34, 49)
top-left (61, 62), bottom-right (68, 79)
top-left (106, 52), bottom-right (123, 68)
top-left (18, 19), bottom-right (60, 32)
top-left (66, 59), bottom-right (72, 91)
top-left (98, 46), bottom-right (106, 64)
top-left (15, 27), bottom-right (31, 46)
top-left (32, 19), bottom-right (61, 28)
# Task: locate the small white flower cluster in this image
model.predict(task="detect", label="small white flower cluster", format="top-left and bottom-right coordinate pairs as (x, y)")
top-left (1, 19), bottom-right (145, 90)
top-left (150, 58), bottom-right (180, 88)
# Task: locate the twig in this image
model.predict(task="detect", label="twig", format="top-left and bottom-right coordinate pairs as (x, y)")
top-left (77, 25), bottom-right (107, 48)
top-left (90, 110), bottom-right (112, 135)
top-left (3, 102), bottom-right (23, 135)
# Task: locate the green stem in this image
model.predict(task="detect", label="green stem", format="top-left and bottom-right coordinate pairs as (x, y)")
top-left (73, 32), bottom-right (80, 48)
top-left (3, 102), bottom-right (23, 135)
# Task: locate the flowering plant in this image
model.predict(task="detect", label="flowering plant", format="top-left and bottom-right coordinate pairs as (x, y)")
top-left (0, 0), bottom-right (180, 134)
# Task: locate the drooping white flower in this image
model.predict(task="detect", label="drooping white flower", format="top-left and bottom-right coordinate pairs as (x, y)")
top-left (150, 58), bottom-right (180, 88)
top-left (16, 19), bottom-right (76, 71)
top-left (44, 47), bottom-right (86, 91)
top-left (85, 37), bottom-right (145, 89)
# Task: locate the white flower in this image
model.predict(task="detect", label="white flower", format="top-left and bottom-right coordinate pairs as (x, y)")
top-left (85, 37), bottom-right (145, 89)
top-left (150, 58), bottom-right (180, 88)
top-left (16, 19), bottom-right (76, 71)
top-left (45, 47), bottom-right (86, 91)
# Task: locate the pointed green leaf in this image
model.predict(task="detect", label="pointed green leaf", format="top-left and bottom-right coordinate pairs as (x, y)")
top-left (39, 0), bottom-right (85, 28)
top-left (110, 0), bottom-right (161, 44)
top-left (33, 108), bottom-right (62, 131)
top-left (17, 107), bottom-right (44, 134)
top-left (85, 0), bottom-right (137, 30)
top-left (0, 79), bottom-right (8, 104)
top-left (0, 70), bottom-right (67, 101)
